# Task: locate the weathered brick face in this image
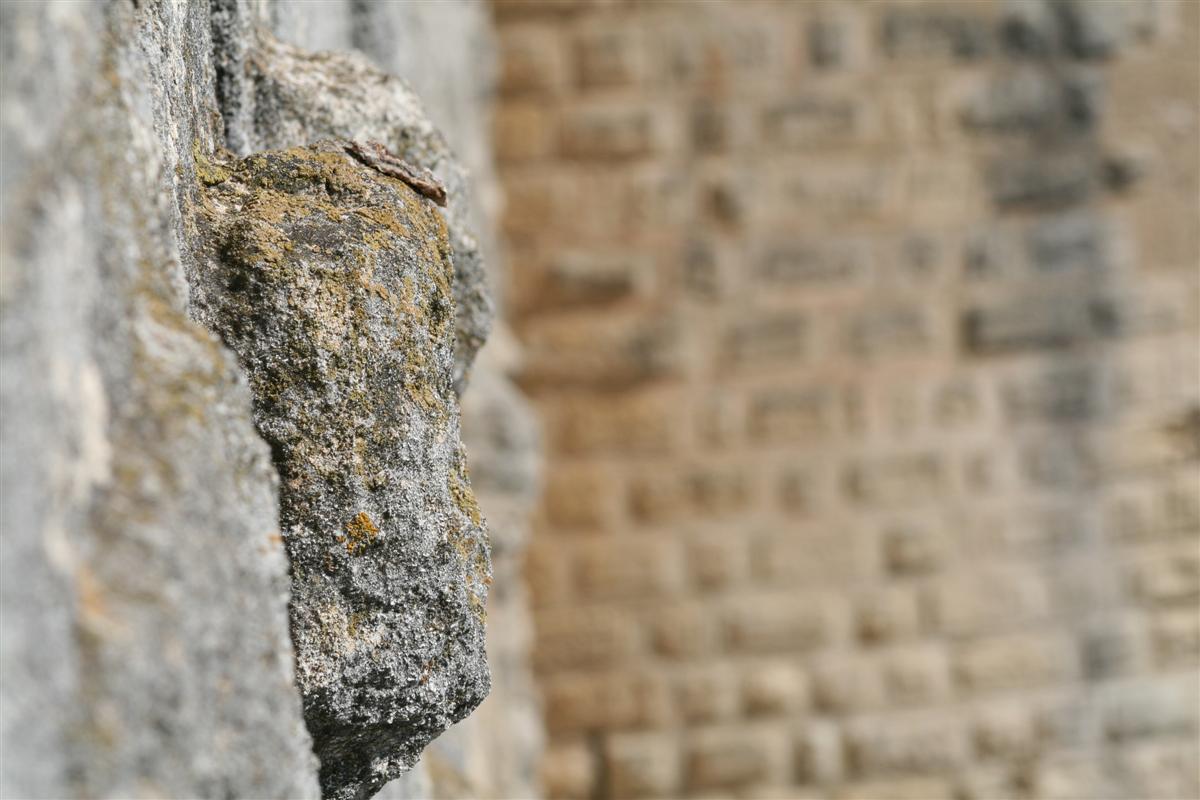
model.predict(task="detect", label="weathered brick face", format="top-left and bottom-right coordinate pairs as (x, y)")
top-left (492, 0), bottom-right (1199, 798)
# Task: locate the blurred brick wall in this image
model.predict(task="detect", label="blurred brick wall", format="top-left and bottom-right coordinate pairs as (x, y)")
top-left (490, 1), bottom-right (1199, 798)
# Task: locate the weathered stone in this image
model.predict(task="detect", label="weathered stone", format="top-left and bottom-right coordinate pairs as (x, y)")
top-left (225, 32), bottom-right (494, 394)
top-left (1, 2), bottom-right (318, 797)
top-left (186, 141), bottom-right (490, 800)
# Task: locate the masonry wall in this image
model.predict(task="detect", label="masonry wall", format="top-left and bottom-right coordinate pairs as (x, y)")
top-left (491, 1), bottom-right (1200, 798)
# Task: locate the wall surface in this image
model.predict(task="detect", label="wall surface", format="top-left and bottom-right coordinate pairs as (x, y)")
top-left (0, 1), bottom-right (524, 798)
top-left (492, 0), bottom-right (1200, 798)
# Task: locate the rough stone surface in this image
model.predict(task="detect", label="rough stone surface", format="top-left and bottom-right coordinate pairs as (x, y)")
top-left (1, 1), bottom-right (317, 797)
top-left (225, 31), bottom-right (494, 394)
top-left (2, 2), bottom-right (500, 799)
top-left (186, 141), bottom-right (491, 800)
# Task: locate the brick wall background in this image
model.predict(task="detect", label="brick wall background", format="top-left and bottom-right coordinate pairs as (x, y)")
top-left (490, 1), bottom-right (1200, 798)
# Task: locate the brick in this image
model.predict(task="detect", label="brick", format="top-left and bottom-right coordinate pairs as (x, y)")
top-left (751, 526), bottom-right (873, 588)
top-left (533, 606), bottom-right (637, 670)
top-left (961, 295), bottom-right (1123, 355)
top-left (880, 646), bottom-right (951, 706)
top-left (721, 313), bottom-right (807, 367)
top-left (543, 672), bottom-right (672, 734)
top-left (723, 594), bottom-right (834, 655)
top-left (544, 251), bottom-right (654, 306)
top-left (650, 604), bottom-right (714, 661)
top-left (843, 714), bottom-right (967, 777)
top-left (748, 386), bottom-right (839, 442)
top-left (1150, 608), bottom-right (1200, 667)
top-left (923, 567), bottom-right (1050, 635)
top-left (807, 10), bottom-right (866, 70)
top-left (972, 702), bottom-right (1038, 759)
top-left (521, 312), bottom-right (683, 387)
top-left (552, 388), bottom-right (684, 456)
top-left (1128, 543), bottom-right (1200, 606)
top-left (560, 103), bottom-right (665, 160)
top-left (543, 463), bottom-right (620, 530)
top-left (628, 472), bottom-right (686, 524)
top-left (541, 742), bottom-right (596, 800)
top-left (741, 661), bottom-right (807, 717)
top-left (687, 466), bottom-right (752, 515)
top-left (1099, 676), bottom-right (1199, 742)
top-left (685, 729), bottom-right (778, 792)
top-left (575, 538), bottom-right (683, 600)
top-left (674, 666), bottom-right (739, 723)
top-left (881, 7), bottom-right (994, 61)
top-left (953, 632), bottom-right (1078, 693)
top-left (809, 655), bottom-right (883, 714)
top-left (605, 733), bottom-right (680, 799)
top-left (498, 25), bottom-right (567, 96)
top-left (687, 536), bottom-right (748, 590)
top-left (881, 520), bottom-right (948, 576)
top-left (833, 777), bottom-right (957, 800)
top-left (494, 102), bottom-right (555, 161)
top-left (855, 586), bottom-right (922, 645)
top-left (762, 94), bottom-right (868, 148)
top-left (574, 28), bottom-right (644, 89)
top-left (843, 452), bottom-right (945, 506)
top-left (757, 238), bottom-right (870, 288)
top-left (794, 721), bottom-right (843, 784)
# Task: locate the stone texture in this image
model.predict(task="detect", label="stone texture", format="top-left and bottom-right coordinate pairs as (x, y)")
top-left (2, 2), bottom-right (505, 799)
top-left (186, 141), bottom-right (490, 800)
top-left (1, 1), bottom-right (317, 797)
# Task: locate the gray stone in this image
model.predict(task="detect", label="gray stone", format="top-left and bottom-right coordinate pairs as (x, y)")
top-left (186, 141), bottom-right (490, 800)
top-left (1, 1), bottom-right (318, 797)
top-left (224, 31), bottom-right (494, 394)
top-left (2, 2), bottom-right (498, 799)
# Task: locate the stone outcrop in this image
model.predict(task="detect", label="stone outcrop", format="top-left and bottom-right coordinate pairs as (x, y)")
top-left (1, 2), bottom-right (504, 799)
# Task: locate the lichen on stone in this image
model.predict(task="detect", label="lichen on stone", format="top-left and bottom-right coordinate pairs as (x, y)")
top-left (185, 141), bottom-right (490, 800)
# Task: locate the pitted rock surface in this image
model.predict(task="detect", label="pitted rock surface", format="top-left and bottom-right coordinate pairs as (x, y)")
top-left (187, 141), bottom-right (491, 800)
top-left (223, 32), bottom-right (493, 394)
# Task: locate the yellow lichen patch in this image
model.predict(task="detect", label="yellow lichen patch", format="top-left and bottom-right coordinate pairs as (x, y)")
top-left (192, 139), bottom-right (232, 186)
top-left (448, 464), bottom-right (482, 527)
top-left (344, 511), bottom-right (380, 554)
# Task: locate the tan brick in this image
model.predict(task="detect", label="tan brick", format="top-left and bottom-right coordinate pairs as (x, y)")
top-left (498, 25), bottom-right (567, 96)
top-left (833, 777), bottom-right (957, 800)
top-left (574, 27), bottom-right (645, 89)
top-left (543, 463), bottom-right (620, 530)
top-left (534, 606), bottom-right (637, 670)
top-left (541, 742), bottom-right (596, 800)
top-left (674, 666), bottom-right (739, 723)
top-left (794, 721), bottom-right (844, 784)
top-left (494, 102), bottom-right (555, 162)
top-left (855, 586), bottom-right (922, 645)
top-left (685, 728), bottom-right (780, 792)
top-left (880, 646), bottom-right (951, 706)
top-left (881, 519), bottom-right (949, 576)
top-left (1129, 542), bottom-right (1200, 606)
top-left (1150, 607), bottom-right (1200, 667)
top-left (810, 655), bottom-right (883, 714)
top-left (741, 661), bottom-right (808, 717)
top-left (953, 632), bottom-right (1078, 693)
top-left (543, 671), bottom-right (672, 734)
top-left (605, 732), bottom-right (680, 799)
top-left (575, 538), bottom-right (683, 600)
top-left (723, 594), bottom-right (836, 655)
top-left (687, 536), bottom-right (748, 590)
top-left (560, 103), bottom-right (666, 160)
top-left (923, 567), bottom-right (1051, 635)
top-left (843, 714), bottom-right (967, 777)
top-left (650, 604), bottom-right (714, 661)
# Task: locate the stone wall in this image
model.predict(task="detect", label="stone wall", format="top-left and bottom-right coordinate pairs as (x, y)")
top-left (492, 0), bottom-right (1200, 798)
top-left (0, 1), bottom-right (535, 798)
